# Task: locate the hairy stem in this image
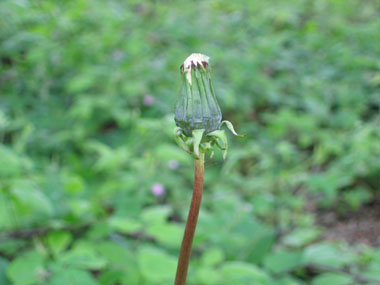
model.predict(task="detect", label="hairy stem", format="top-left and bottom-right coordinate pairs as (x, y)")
top-left (175, 152), bottom-right (205, 285)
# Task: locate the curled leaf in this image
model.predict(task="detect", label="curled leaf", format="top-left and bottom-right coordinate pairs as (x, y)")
top-left (174, 127), bottom-right (191, 154)
top-left (220, 120), bottom-right (245, 137)
top-left (207, 130), bottom-right (228, 160)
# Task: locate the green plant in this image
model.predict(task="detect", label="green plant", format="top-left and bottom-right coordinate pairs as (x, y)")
top-left (173, 53), bottom-right (243, 285)
top-left (1, 1), bottom-right (380, 284)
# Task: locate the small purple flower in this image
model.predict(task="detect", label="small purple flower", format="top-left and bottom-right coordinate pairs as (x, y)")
top-left (168, 159), bottom-right (179, 170)
top-left (151, 183), bottom-right (165, 196)
top-left (143, 94), bottom-right (155, 106)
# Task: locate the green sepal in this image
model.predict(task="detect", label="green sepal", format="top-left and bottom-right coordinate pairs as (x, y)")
top-left (174, 127), bottom-right (191, 154)
top-left (207, 130), bottom-right (228, 160)
top-left (201, 141), bottom-right (213, 152)
top-left (220, 120), bottom-right (245, 137)
top-left (192, 129), bottom-right (205, 159)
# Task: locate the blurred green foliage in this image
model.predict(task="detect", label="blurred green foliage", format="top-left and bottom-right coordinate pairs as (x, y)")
top-left (1, 0), bottom-right (380, 284)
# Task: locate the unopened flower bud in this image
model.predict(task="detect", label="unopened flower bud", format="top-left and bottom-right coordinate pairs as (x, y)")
top-left (174, 53), bottom-right (222, 137)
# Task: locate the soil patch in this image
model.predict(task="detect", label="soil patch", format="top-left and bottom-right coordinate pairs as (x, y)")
top-left (314, 199), bottom-right (380, 246)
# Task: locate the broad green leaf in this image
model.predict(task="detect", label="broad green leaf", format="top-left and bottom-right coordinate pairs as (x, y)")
top-left (0, 240), bottom-right (26, 256)
top-left (0, 145), bottom-right (30, 177)
top-left (47, 231), bottom-right (72, 256)
top-left (303, 244), bottom-right (349, 268)
top-left (7, 251), bottom-right (45, 285)
top-left (109, 217), bottom-right (142, 234)
top-left (264, 250), bottom-right (304, 274)
top-left (273, 275), bottom-right (305, 285)
top-left (11, 180), bottom-right (53, 217)
top-left (219, 262), bottom-right (271, 284)
top-left (311, 273), bottom-right (352, 285)
top-left (96, 242), bottom-right (139, 284)
top-left (63, 175), bottom-right (84, 195)
top-left (49, 268), bottom-right (97, 285)
top-left (146, 222), bottom-right (184, 248)
top-left (363, 250), bottom-right (380, 282)
top-left (141, 206), bottom-right (171, 225)
top-left (67, 74), bottom-right (96, 93)
top-left (137, 246), bottom-right (177, 284)
top-left (86, 222), bottom-right (112, 239)
top-left (96, 242), bottom-right (134, 268)
top-left (68, 199), bottom-right (91, 217)
top-left (98, 269), bottom-right (123, 285)
top-left (364, 262), bottom-right (380, 281)
top-left (283, 228), bottom-right (321, 247)
top-left (201, 247), bottom-right (225, 267)
top-left (194, 267), bottom-right (220, 285)
top-left (59, 241), bottom-right (106, 270)
top-left (343, 187), bottom-right (372, 211)
top-left (245, 229), bottom-right (276, 264)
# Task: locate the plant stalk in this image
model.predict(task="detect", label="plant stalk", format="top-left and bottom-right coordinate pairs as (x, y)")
top-left (175, 152), bottom-right (205, 285)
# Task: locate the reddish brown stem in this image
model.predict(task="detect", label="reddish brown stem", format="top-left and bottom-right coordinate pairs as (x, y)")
top-left (175, 152), bottom-right (205, 285)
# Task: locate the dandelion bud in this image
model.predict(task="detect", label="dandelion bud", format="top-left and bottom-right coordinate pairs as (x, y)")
top-left (174, 53), bottom-right (222, 137)
top-left (174, 53), bottom-right (243, 159)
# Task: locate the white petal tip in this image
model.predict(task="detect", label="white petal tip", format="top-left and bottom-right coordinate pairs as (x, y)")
top-left (181, 53), bottom-right (210, 85)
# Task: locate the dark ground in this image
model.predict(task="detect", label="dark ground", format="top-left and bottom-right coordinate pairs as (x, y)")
top-left (316, 199), bottom-right (380, 247)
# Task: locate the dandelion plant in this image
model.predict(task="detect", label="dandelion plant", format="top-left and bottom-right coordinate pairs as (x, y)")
top-left (174, 53), bottom-right (243, 285)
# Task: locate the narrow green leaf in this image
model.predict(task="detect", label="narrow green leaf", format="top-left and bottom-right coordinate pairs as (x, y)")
top-left (192, 129), bottom-right (205, 158)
